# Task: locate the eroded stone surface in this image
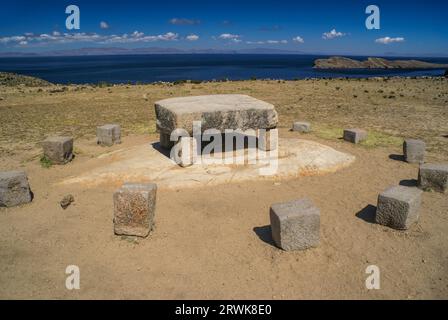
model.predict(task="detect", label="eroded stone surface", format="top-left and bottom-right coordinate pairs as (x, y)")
top-left (97, 124), bottom-right (121, 147)
top-left (113, 183), bottom-right (157, 237)
top-left (155, 94), bottom-right (278, 135)
top-left (403, 139), bottom-right (426, 164)
top-left (0, 171), bottom-right (32, 207)
top-left (270, 198), bottom-right (320, 251)
top-left (42, 136), bottom-right (73, 164)
top-left (418, 163), bottom-right (448, 193)
top-left (375, 185), bottom-right (422, 230)
top-left (343, 129), bottom-right (367, 144)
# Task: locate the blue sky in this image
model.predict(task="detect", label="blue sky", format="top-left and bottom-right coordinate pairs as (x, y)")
top-left (0, 0), bottom-right (447, 56)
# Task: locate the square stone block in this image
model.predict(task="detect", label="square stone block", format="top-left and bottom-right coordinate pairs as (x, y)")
top-left (418, 163), bottom-right (448, 193)
top-left (270, 198), bottom-right (320, 251)
top-left (42, 136), bottom-right (74, 164)
top-left (343, 128), bottom-right (367, 144)
top-left (375, 186), bottom-right (422, 230)
top-left (292, 122), bottom-right (311, 133)
top-left (113, 183), bottom-right (157, 238)
top-left (0, 171), bottom-right (33, 207)
top-left (403, 139), bottom-right (426, 164)
top-left (97, 124), bottom-right (121, 147)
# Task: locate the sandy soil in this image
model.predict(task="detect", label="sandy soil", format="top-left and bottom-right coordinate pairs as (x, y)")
top-left (0, 130), bottom-right (447, 299)
top-left (0, 78), bottom-right (447, 299)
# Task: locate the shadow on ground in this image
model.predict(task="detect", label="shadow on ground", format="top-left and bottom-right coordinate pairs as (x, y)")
top-left (253, 226), bottom-right (277, 248)
top-left (356, 205), bottom-right (377, 224)
top-left (389, 154), bottom-right (404, 162)
top-left (399, 179), bottom-right (418, 187)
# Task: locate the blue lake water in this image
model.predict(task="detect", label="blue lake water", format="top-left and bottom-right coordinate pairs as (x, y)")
top-left (0, 54), bottom-right (447, 84)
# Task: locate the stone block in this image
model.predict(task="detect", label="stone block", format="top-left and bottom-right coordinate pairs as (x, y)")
top-left (113, 183), bottom-right (157, 237)
top-left (270, 198), bottom-right (320, 251)
top-left (343, 128), bottom-right (367, 144)
top-left (97, 124), bottom-right (121, 147)
top-left (155, 94), bottom-right (278, 135)
top-left (0, 171), bottom-right (33, 207)
top-left (418, 163), bottom-right (448, 193)
top-left (42, 136), bottom-right (74, 164)
top-left (375, 186), bottom-right (422, 230)
top-left (292, 122), bottom-right (311, 133)
top-left (403, 139), bottom-right (426, 164)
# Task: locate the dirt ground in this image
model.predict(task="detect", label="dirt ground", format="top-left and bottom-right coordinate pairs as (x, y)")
top-left (0, 78), bottom-right (447, 299)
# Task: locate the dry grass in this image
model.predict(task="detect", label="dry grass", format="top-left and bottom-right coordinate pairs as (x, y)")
top-left (1, 77), bottom-right (447, 158)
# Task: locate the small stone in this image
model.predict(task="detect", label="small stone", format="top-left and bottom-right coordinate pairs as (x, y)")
top-left (270, 198), bottom-right (320, 251)
top-left (113, 183), bottom-right (157, 238)
top-left (60, 194), bottom-right (74, 209)
top-left (343, 128), bottom-right (368, 144)
top-left (375, 186), bottom-right (422, 230)
top-left (403, 139), bottom-right (426, 164)
top-left (97, 124), bottom-right (121, 147)
top-left (292, 121), bottom-right (311, 133)
top-left (418, 163), bottom-right (448, 193)
top-left (42, 136), bottom-right (74, 165)
top-left (0, 171), bottom-right (33, 207)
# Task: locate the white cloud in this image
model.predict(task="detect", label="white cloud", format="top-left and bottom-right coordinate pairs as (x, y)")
top-left (186, 34), bottom-right (199, 41)
top-left (0, 31), bottom-right (180, 46)
top-left (218, 33), bottom-right (241, 40)
top-left (100, 21), bottom-right (110, 29)
top-left (322, 29), bottom-right (346, 40)
top-left (375, 37), bottom-right (405, 44)
top-left (292, 36), bottom-right (304, 43)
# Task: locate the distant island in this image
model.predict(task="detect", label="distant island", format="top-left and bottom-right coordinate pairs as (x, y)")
top-left (314, 56), bottom-right (448, 69)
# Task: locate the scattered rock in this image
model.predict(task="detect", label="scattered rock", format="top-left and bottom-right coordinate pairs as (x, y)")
top-left (60, 194), bottom-right (74, 209)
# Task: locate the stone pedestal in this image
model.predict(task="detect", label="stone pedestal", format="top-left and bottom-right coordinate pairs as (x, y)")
top-left (113, 183), bottom-right (157, 238)
top-left (42, 136), bottom-right (74, 164)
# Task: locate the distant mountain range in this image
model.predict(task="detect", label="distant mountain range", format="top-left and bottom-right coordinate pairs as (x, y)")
top-left (0, 47), bottom-right (306, 57)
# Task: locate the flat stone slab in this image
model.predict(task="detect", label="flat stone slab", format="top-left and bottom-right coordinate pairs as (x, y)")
top-left (403, 139), bottom-right (425, 164)
top-left (0, 171), bottom-right (33, 207)
top-left (418, 163), bottom-right (448, 193)
top-left (270, 198), bottom-right (320, 251)
top-left (114, 182), bottom-right (157, 237)
top-left (375, 185), bottom-right (422, 230)
top-left (59, 138), bottom-right (355, 190)
top-left (155, 94), bottom-right (278, 135)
